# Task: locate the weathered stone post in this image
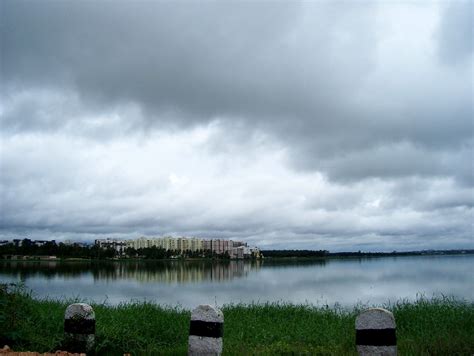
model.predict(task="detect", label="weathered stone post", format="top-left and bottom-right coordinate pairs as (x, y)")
top-left (63, 303), bottom-right (96, 353)
top-left (355, 308), bottom-right (397, 355)
top-left (188, 304), bottom-right (224, 355)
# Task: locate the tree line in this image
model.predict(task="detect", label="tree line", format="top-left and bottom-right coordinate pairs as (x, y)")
top-left (4, 239), bottom-right (468, 260)
top-left (261, 250), bottom-right (329, 258)
top-left (261, 249), bottom-right (474, 258)
top-left (0, 239), bottom-right (234, 260)
top-left (0, 239), bottom-right (115, 259)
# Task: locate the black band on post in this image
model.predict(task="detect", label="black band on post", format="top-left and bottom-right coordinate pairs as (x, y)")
top-left (64, 318), bottom-right (96, 334)
top-left (356, 328), bottom-right (396, 346)
top-left (189, 320), bottom-right (224, 338)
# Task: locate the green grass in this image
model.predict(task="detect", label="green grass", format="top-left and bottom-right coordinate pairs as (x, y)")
top-left (1, 284), bottom-right (473, 355)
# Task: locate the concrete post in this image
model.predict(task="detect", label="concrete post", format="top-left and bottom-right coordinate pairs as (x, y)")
top-left (188, 304), bottom-right (224, 355)
top-left (63, 303), bottom-right (96, 353)
top-left (355, 307), bottom-right (397, 355)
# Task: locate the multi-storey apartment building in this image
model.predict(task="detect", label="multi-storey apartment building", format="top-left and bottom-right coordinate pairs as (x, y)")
top-left (189, 237), bottom-right (203, 252)
top-left (99, 236), bottom-right (260, 258)
top-left (126, 236), bottom-right (149, 250)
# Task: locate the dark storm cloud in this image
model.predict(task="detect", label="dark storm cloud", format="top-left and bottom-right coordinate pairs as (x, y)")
top-left (3, 2), bottom-right (375, 138)
top-left (2, 1), bottom-right (304, 118)
top-left (2, 1), bottom-right (472, 183)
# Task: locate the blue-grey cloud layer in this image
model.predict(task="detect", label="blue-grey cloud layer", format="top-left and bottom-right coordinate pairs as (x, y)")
top-left (1, 1), bottom-right (472, 250)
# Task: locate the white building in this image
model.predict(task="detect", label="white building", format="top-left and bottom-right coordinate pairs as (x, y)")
top-left (98, 236), bottom-right (260, 258)
top-left (95, 238), bottom-right (126, 254)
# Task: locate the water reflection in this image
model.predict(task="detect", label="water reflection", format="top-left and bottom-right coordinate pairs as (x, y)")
top-left (0, 260), bottom-right (265, 283)
top-left (0, 255), bottom-right (472, 308)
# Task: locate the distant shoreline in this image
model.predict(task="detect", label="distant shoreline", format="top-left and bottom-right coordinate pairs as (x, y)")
top-left (1, 249), bottom-right (473, 263)
top-left (262, 249), bottom-right (474, 258)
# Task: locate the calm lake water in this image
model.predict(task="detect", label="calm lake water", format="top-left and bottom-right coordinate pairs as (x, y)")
top-left (1, 255), bottom-right (473, 309)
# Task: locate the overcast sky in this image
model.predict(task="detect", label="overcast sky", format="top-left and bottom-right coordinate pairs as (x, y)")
top-left (1, 1), bottom-right (473, 251)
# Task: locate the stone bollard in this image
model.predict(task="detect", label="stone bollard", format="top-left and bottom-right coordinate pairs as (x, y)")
top-left (355, 308), bottom-right (397, 356)
top-left (63, 303), bottom-right (96, 353)
top-left (188, 304), bottom-right (224, 355)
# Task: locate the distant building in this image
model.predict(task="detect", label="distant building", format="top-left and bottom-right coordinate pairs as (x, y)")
top-left (8, 239), bottom-right (56, 247)
top-left (99, 236), bottom-right (260, 259)
top-left (32, 240), bottom-right (55, 247)
top-left (95, 238), bottom-right (127, 255)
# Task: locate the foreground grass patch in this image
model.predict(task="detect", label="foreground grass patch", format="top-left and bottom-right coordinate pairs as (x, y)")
top-left (1, 284), bottom-right (473, 355)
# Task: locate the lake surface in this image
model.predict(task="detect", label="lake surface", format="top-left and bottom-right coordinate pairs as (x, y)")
top-left (1, 255), bottom-right (473, 309)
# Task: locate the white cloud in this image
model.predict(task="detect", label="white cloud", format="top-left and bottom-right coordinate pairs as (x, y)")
top-left (1, 118), bottom-right (472, 250)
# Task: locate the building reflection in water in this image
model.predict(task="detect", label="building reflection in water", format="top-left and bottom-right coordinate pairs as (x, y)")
top-left (0, 260), bottom-right (268, 284)
top-left (1, 257), bottom-right (472, 309)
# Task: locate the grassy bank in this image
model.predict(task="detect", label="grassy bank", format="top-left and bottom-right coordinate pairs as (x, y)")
top-left (1, 285), bottom-right (473, 355)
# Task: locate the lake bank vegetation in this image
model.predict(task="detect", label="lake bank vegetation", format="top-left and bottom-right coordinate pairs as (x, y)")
top-left (1, 283), bottom-right (473, 355)
top-left (0, 239), bottom-right (257, 261)
top-left (262, 249), bottom-right (474, 258)
top-left (2, 239), bottom-right (473, 262)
